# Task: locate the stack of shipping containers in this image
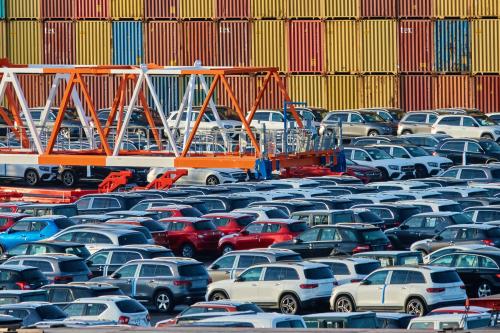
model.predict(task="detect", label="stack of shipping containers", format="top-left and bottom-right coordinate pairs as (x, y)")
top-left (0, 0), bottom-right (499, 114)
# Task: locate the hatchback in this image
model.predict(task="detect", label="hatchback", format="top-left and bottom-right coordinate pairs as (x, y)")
top-left (0, 265), bottom-right (48, 290)
top-left (42, 282), bottom-right (124, 308)
top-left (0, 213), bottom-right (30, 232)
top-left (0, 302), bottom-right (67, 327)
top-left (202, 213), bottom-right (255, 234)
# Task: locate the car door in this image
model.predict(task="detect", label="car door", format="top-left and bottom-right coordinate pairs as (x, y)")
top-left (348, 113), bottom-right (365, 137)
top-left (285, 228), bottom-right (321, 257)
top-left (395, 216), bottom-right (424, 247)
top-left (208, 254), bottom-right (237, 282)
top-left (4, 220), bottom-right (31, 245)
top-left (165, 222), bottom-right (187, 251)
top-left (438, 116), bottom-right (462, 137)
top-left (385, 270), bottom-right (426, 309)
top-left (351, 149), bottom-right (373, 167)
top-left (451, 253), bottom-right (478, 291)
top-left (357, 270), bottom-right (390, 309)
top-left (229, 266), bottom-right (263, 302)
top-left (259, 267), bottom-right (285, 304)
top-left (258, 223), bottom-right (282, 247)
top-left (87, 251), bottom-right (110, 277)
top-left (310, 227), bottom-right (343, 257)
top-left (107, 251), bottom-right (142, 276)
top-left (108, 264), bottom-right (138, 297)
top-left (420, 216), bottom-right (449, 239)
top-left (465, 142), bottom-right (488, 164)
top-left (237, 223), bottom-right (263, 250)
top-left (438, 141), bottom-right (466, 164)
top-left (25, 220), bottom-right (49, 242)
top-left (430, 228), bottom-right (461, 252)
top-left (407, 114), bottom-right (430, 134)
top-left (135, 263), bottom-right (172, 302)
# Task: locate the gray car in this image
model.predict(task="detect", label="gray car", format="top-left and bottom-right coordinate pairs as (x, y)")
top-left (321, 110), bottom-right (395, 138)
top-left (0, 302), bottom-right (67, 327)
top-left (20, 108), bottom-right (81, 140)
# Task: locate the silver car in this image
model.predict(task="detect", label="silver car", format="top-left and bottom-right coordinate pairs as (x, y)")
top-left (321, 111), bottom-right (395, 138)
top-left (397, 111), bottom-right (444, 135)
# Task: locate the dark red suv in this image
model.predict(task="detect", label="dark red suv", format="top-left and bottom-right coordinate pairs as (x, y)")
top-left (202, 213), bottom-right (255, 234)
top-left (217, 219), bottom-right (308, 254)
top-left (0, 213), bottom-right (31, 232)
top-left (147, 205), bottom-right (203, 219)
top-left (159, 217), bottom-right (223, 258)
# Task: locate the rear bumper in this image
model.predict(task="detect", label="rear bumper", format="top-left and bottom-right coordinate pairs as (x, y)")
top-left (427, 298), bottom-right (467, 311)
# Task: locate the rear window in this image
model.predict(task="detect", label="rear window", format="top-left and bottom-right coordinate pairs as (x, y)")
top-left (21, 269), bottom-right (46, 281)
top-left (288, 222), bottom-right (308, 233)
top-left (360, 229), bottom-right (388, 243)
top-left (65, 246), bottom-right (91, 259)
top-left (180, 208), bottom-right (202, 217)
top-left (93, 288), bottom-right (124, 297)
top-left (237, 303), bottom-right (264, 313)
top-left (150, 250), bottom-right (174, 258)
top-left (276, 255), bottom-right (303, 262)
top-left (193, 221), bottom-right (217, 231)
top-left (304, 267), bottom-right (334, 280)
top-left (54, 218), bottom-right (75, 229)
top-left (23, 293), bottom-right (48, 302)
top-left (178, 264), bottom-right (207, 277)
top-left (236, 217), bottom-right (254, 227)
top-left (142, 220), bottom-right (166, 232)
top-left (37, 304), bottom-right (67, 320)
top-left (450, 214), bottom-right (472, 224)
top-left (431, 270), bottom-right (461, 283)
top-left (440, 204), bottom-right (462, 212)
top-left (116, 300), bottom-right (145, 313)
top-left (399, 208), bottom-right (422, 221)
top-left (355, 262), bottom-right (381, 275)
top-left (267, 209), bottom-right (289, 219)
top-left (60, 259), bottom-right (89, 273)
top-left (118, 233), bottom-right (148, 245)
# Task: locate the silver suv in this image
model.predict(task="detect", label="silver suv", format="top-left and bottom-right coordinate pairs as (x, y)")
top-left (397, 111), bottom-right (444, 135)
top-left (321, 111), bottom-right (395, 138)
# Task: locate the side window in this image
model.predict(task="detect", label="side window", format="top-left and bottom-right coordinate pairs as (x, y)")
top-left (403, 217), bottom-right (423, 229)
top-left (55, 232), bottom-right (75, 242)
top-left (365, 270), bottom-right (389, 285)
top-left (11, 221), bottom-right (31, 232)
top-left (89, 233), bottom-right (112, 244)
top-left (330, 263), bottom-right (350, 275)
top-left (466, 143), bottom-right (482, 153)
top-left (462, 117), bottom-right (477, 127)
top-left (428, 114), bottom-right (437, 123)
top-left (406, 271), bottom-right (425, 283)
top-left (244, 223), bottom-right (264, 234)
top-left (263, 223), bottom-right (281, 233)
top-left (312, 215), bottom-right (329, 225)
top-left (253, 112), bottom-right (269, 121)
top-left (479, 256), bottom-right (499, 269)
top-left (212, 255), bottom-right (236, 269)
top-left (432, 254), bottom-right (455, 266)
top-left (438, 117), bottom-right (461, 126)
top-left (405, 114), bottom-right (426, 123)
top-left (455, 254), bottom-right (478, 268)
top-left (352, 150), bottom-right (370, 161)
top-left (423, 217), bottom-right (444, 229)
top-left (441, 169), bottom-right (459, 178)
top-left (114, 264), bottom-right (138, 278)
top-left (441, 142), bottom-right (465, 152)
top-left (237, 255), bottom-right (269, 269)
top-left (460, 169), bottom-right (487, 180)
top-left (350, 114), bottom-right (363, 123)
top-left (298, 228), bottom-right (320, 242)
top-left (252, 256), bottom-right (270, 265)
top-left (212, 218), bottom-right (230, 227)
top-left (24, 260), bottom-right (53, 272)
top-left (271, 113), bottom-right (283, 122)
top-left (110, 251), bottom-right (142, 265)
top-left (49, 288), bottom-right (71, 303)
top-left (239, 267), bottom-right (263, 282)
top-left (139, 264), bottom-right (157, 277)
top-left (90, 252), bottom-right (109, 265)
top-left (9, 244), bottom-right (29, 256)
top-left (392, 148), bottom-right (409, 158)
top-left (339, 228), bottom-right (358, 242)
top-left (76, 198), bottom-right (91, 210)
top-left (64, 303), bottom-right (86, 316)
top-left (319, 228), bottom-right (341, 241)
top-left (282, 268), bottom-right (299, 280)
top-left (263, 267), bottom-right (281, 281)
top-left (31, 221), bottom-right (47, 232)
top-left (155, 265), bottom-right (172, 276)
top-left (389, 270), bottom-right (408, 285)
top-left (86, 304), bottom-right (107, 316)
top-left (438, 228), bottom-right (459, 240)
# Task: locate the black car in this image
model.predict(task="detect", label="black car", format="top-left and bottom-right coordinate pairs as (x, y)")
top-left (16, 204), bottom-right (78, 218)
top-left (190, 195), bottom-right (262, 213)
top-left (0, 302), bottom-right (67, 327)
top-left (0, 290), bottom-right (48, 305)
top-left (1, 241), bottom-right (91, 262)
top-left (435, 138), bottom-right (500, 165)
top-left (248, 200), bottom-right (318, 217)
top-left (58, 166), bottom-right (149, 188)
top-left (42, 282), bottom-right (124, 308)
top-left (70, 214), bottom-right (113, 224)
top-left (417, 178), bottom-right (469, 187)
top-left (385, 212), bottom-right (471, 250)
top-left (457, 197), bottom-right (500, 210)
top-left (0, 266), bottom-right (48, 290)
top-left (429, 250), bottom-right (500, 298)
top-left (400, 134), bottom-right (451, 154)
top-left (74, 193), bottom-right (144, 214)
top-left (105, 210), bottom-right (159, 220)
top-left (270, 224), bottom-right (391, 258)
top-left (351, 204), bottom-right (422, 229)
top-left (320, 185), bottom-right (379, 195)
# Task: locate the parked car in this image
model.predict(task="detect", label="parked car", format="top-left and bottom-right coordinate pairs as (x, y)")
top-left (1, 241), bottom-right (90, 262)
top-left (42, 282), bottom-right (124, 308)
top-left (74, 193), bottom-right (144, 215)
top-left (464, 205), bottom-right (500, 223)
top-left (0, 290), bottom-right (48, 305)
top-left (395, 199), bottom-right (462, 213)
top-left (70, 215), bottom-right (113, 225)
top-left (202, 213), bottom-right (254, 234)
top-left (0, 265), bottom-right (48, 290)
top-left (231, 207), bottom-right (290, 221)
top-left (166, 109), bottom-right (241, 136)
top-left (148, 167), bottom-right (247, 186)
top-left (343, 159), bottom-right (383, 183)
top-left (196, 312), bottom-right (306, 328)
top-left (291, 210), bottom-right (357, 227)
top-left (439, 164), bottom-right (500, 182)
top-left (350, 135), bottom-right (410, 146)
top-left (249, 110), bottom-right (304, 131)
top-left (400, 133), bottom-right (451, 154)
top-left (320, 111), bottom-right (395, 137)
top-left (434, 138), bottom-right (500, 165)
top-left (147, 205), bottom-right (202, 219)
top-left (0, 302), bottom-right (67, 327)
top-left (397, 111), bottom-right (443, 135)
top-left (407, 313), bottom-right (491, 330)
top-left (21, 107), bottom-right (81, 140)
top-left (303, 311), bottom-right (378, 329)
top-left (0, 164), bottom-right (58, 186)
top-left (309, 258), bottom-right (381, 285)
top-left (0, 213), bottom-right (30, 232)
top-left (431, 113), bottom-right (500, 141)
top-left (353, 250), bottom-right (423, 267)
top-left (351, 204), bottom-right (421, 229)
top-left (422, 244), bottom-right (500, 264)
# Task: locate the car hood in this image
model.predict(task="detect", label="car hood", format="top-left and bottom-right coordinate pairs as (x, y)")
top-left (410, 238), bottom-right (433, 250)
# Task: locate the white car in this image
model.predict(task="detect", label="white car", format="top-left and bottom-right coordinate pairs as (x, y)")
top-left (206, 262), bottom-right (336, 314)
top-left (62, 296), bottom-right (150, 326)
top-left (431, 114), bottom-right (500, 141)
top-left (422, 244), bottom-right (500, 264)
top-left (343, 147), bottom-right (416, 180)
top-left (407, 313), bottom-right (491, 330)
top-left (232, 207), bottom-right (289, 220)
top-left (309, 258), bottom-right (381, 285)
top-left (249, 110), bottom-right (302, 131)
top-left (0, 164), bottom-right (58, 186)
top-left (396, 199), bottom-right (462, 213)
top-left (197, 313), bottom-right (306, 328)
top-left (147, 167), bottom-right (247, 185)
top-left (330, 266), bottom-right (466, 316)
top-left (432, 186), bottom-right (490, 199)
top-left (265, 179), bottom-right (321, 189)
top-left (166, 110), bottom-right (242, 136)
top-left (366, 180), bottom-right (431, 191)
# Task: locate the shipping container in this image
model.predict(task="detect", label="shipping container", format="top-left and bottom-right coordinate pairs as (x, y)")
top-left (361, 0), bottom-right (397, 18)
top-left (399, 20), bottom-right (433, 73)
top-left (434, 20), bottom-right (470, 72)
top-left (145, 21), bottom-right (179, 66)
top-left (111, 0), bottom-right (143, 20)
top-left (434, 0), bottom-right (469, 18)
top-left (145, 0), bottom-right (178, 19)
top-left (252, 0), bottom-right (285, 18)
top-left (76, 21), bottom-right (111, 65)
top-left (109, 76), bottom-right (140, 109)
top-left (326, 75), bottom-right (359, 110)
top-left (76, 75), bottom-right (112, 113)
top-left (251, 20), bottom-right (286, 71)
top-left (325, 0), bottom-right (358, 18)
top-left (43, 21), bottom-right (75, 64)
top-left (42, 0), bottom-right (73, 19)
top-left (218, 21), bottom-right (250, 67)
top-left (326, 20), bottom-right (359, 73)
top-left (217, 75), bottom-right (256, 117)
top-left (475, 75), bottom-right (500, 113)
top-left (400, 75), bottom-right (433, 111)
top-left (179, 75), bottom-right (217, 106)
top-left (0, 21), bottom-right (6, 59)
top-left (471, 19), bottom-right (500, 73)
top-left (7, 0), bottom-right (39, 19)
top-left (472, 0), bottom-right (500, 18)
top-left (181, 21), bottom-right (217, 66)
top-left (287, 0), bottom-right (324, 18)
top-left (216, 0), bottom-right (249, 18)
top-left (360, 75), bottom-right (399, 108)
top-left (0, 0), bottom-right (4, 19)
top-left (433, 75), bottom-right (473, 108)
top-left (147, 76), bottom-right (179, 116)
top-left (180, 0), bottom-right (213, 19)
top-left (287, 20), bottom-right (324, 73)
top-left (288, 75), bottom-right (326, 108)
top-left (74, 0), bottom-right (109, 19)
top-left (361, 20), bottom-right (398, 73)
top-left (17, 75), bottom-right (47, 108)
top-left (256, 74), bottom-right (287, 110)
top-left (112, 21), bottom-right (143, 65)
top-left (8, 21), bottom-right (41, 64)
top-left (398, 0), bottom-right (432, 18)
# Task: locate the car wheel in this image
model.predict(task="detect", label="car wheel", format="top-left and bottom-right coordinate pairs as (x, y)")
top-left (154, 290), bottom-right (174, 313)
top-left (335, 295), bottom-right (355, 313)
top-left (181, 243), bottom-right (195, 258)
top-left (209, 291), bottom-right (228, 301)
top-left (401, 130), bottom-right (412, 135)
top-left (24, 169), bottom-right (40, 186)
top-left (406, 298), bottom-right (426, 317)
top-left (415, 165), bottom-right (429, 178)
top-left (279, 294), bottom-right (300, 315)
top-left (367, 130), bottom-right (379, 137)
top-left (377, 168), bottom-right (389, 181)
top-left (222, 244), bottom-right (234, 255)
top-left (61, 170), bottom-right (77, 187)
top-left (482, 133), bottom-right (494, 140)
top-left (477, 281), bottom-right (492, 298)
top-left (206, 175), bottom-right (220, 185)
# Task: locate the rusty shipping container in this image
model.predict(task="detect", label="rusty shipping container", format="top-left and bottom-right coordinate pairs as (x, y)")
top-left (180, 0), bottom-right (213, 19)
top-left (471, 19), bottom-right (500, 73)
top-left (256, 74), bottom-right (287, 110)
top-left (398, 0), bottom-right (432, 18)
top-left (0, 21), bottom-right (6, 59)
top-left (472, 0), bottom-right (500, 18)
top-left (0, 0), bottom-right (4, 19)
top-left (76, 75), bottom-right (112, 113)
top-left (326, 20), bottom-right (358, 73)
top-left (361, 20), bottom-right (398, 73)
top-left (217, 75), bottom-right (256, 117)
top-left (433, 75), bottom-right (473, 109)
top-left (399, 20), bottom-right (433, 73)
top-left (251, 20), bottom-right (286, 72)
top-left (287, 0), bottom-right (324, 18)
top-left (7, 0), bottom-right (39, 19)
top-left (181, 21), bottom-right (217, 66)
top-left (475, 75), bottom-right (500, 113)
top-left (42, 0), bottom-right (73, 19)
top-left (400, 75), bottom-right (433, 111)
top-left (326, 75), bottom-right (359, 110)
top-left (361, 0), bottom-right (397, 18)
top-left (74, 0), bottom-right (109, 19)
top-left (325, 0), bottom-right (358, 19)
top-left (145, 0), bottom-right (178, 19)
top-left (289, 75), bottom-right (326, 108)
top-left (434, 20), bottom-right (470, 73)
top-left (76, 21), bottom-right (111, 65)
top-left (145, 22), bottom-right (179, 66)
top-left (252, 0), bottom-right (285, 18)
top-left (43, 21), bottom-right (75, 64)
top-left (360, 75), bottom-right (399, 108)
top-left (216, 0), bottom-right (249, 18)
top-left (287, 20), bottom-right (324, 73)
top-left (8, 21), bottom-right (41, 64)
top-left (434, 0), bottom-right (469, 18)
top-left (16, 75), bottom-right (47, 108)
top-left (178, 75), bottom-right (217, 106)
top-left (111, 0), bottom-right (143, 20)
top-left (218, 21), bottom-right (250, 67)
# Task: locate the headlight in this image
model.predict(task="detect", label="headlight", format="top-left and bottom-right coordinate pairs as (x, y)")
top-left (39, 166), bottom-right (50, 171)
top-left (389, 165), bottom-right (399, 170)
top-left (494, 130), bottom-right (500, 135)
top-left (428, 162), bottom-right (438, 167)
top-left (223, 124), bottom-right (233, 129)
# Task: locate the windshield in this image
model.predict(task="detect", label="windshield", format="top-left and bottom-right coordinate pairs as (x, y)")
top-left (480, 141), bottom-right (500, 153)
top-left (406, 146), bottom-right (429, 157)
top-left (366, 149), bottom-right (392, 160)
top-left (473, 115), bottom-right (496, 126)
top-left (363, 113), bottom-right (385, 123)
top-left (390, 111), bottom-right (404, 120)
top-left (267, 209), bottom-right (289, 219)
top-left (360, 229), bottom-right (388, 243)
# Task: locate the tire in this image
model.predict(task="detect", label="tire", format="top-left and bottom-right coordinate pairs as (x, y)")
top-left (61, 170), bottom-right (77, 187)
top-left (154, 290), bottom-right (174, 313)
top-left (415, 165), bottom-right (429, 178)
top-left (378, 168), bottom-right (390, 181)
top-left (206, 175), bottom-right (220, 185)
top-left (482, 133), bottom-right (494, 140)
top-left (24, 169), bottom-right (40, 186)
top-left (405, 297), bottom-right (427, 317)
top-left (180, 243), bottom-right (195, 258)
top-left (476, 281), bottom-right (492, 298)
top-left (221, 244), bottom-right (234, 255)
top-left (401, 130), bottom-right (412, 135)
top-left (279, 294), bottom-right (300, 315)
top-left (367, 130), bottom-right (379, 137)
top-left (334, 295), bottom-right (355, 313)
top-left (209, 291), bottom-right (228, 302)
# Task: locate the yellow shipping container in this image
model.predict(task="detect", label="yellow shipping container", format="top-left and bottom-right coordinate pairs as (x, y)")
top-left (326, 75), bottom-right (359, 110)
top-left (7, 0), bottom-right (39, 19)
top-left (325, 0), bottom-right (358, 18)
top-left (361, 20), bottom-right (397, 74)
top-left (472, 0), bottom-right (500, 17)
top-left (111, 0), bottom-right (143, 19)
top-left (326, 20), bottom-right (359, 73)
top-left (0, 21), bottom-right (6, 59)
top-left (287, 0), bottom-right (324, 18)
top-left (180, 0), bottom-right (213, 19)
top-left (251, 20), bottom-right (286, 72)
top-left (76, 21), bottom-right (111, 65)
top-left (471, 19), bottom-right (500, 73)
top-left (289, 75), bottom-right (326, 108)
top-left (434, 0), bottom-right (469, 18)
top-left (8, 21), bottom-right (41, 64)
top-left (252, 0), bottom-right (285, 18)
top-left (360, 75), bottom-right (399, 108)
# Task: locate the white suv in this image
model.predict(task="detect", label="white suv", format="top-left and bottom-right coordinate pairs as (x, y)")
top-left (166, 110), bottom-right (242, 135)
top-left (206, 262), bottom-right (336, 314)
top-left (431, 114), bottom-right (500, 141)
top-left (309, 258), bottom-right (381, 285)
top-left (249, 110), bottom-right (306, 131)
top-left (330, 266), bottom-right (466, 316)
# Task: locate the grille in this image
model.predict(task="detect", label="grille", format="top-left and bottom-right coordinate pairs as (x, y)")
top-left (401, 166), bottom-right (415, 172)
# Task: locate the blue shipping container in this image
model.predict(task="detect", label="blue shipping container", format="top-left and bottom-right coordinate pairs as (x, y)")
top-left (434, 20), bottom-right (470, 73)
top-left (0, 0), bottom-right (4, 19)
top-left (147, 76), bottom-right (179, 116)
top-left (112, 21), bottom-right (143, 65)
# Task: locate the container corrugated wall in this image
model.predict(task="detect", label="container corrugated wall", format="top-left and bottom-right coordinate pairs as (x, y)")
top-left (145, 0), bottom-right (178, 19)
top-left (471, 19), bottom-right (500, 73)
top-left (472, 0), bottom-right (500, 18)
top-left (257, 74), bottom-right (286, 110)
top-left (360, 75), bottom-right (399, 107)
top-left (361, 0), bottom-right (397, 18)
top-left (76, 21), bottom-right (111, 65)
top-left (475, 75), bottom-right (500, 113)
top-left (327, 75), bottom-right (359, 110)
top-left (433, 75), bottom-right (473, 108)
top-left (434, 20), bottom-right (470, 72)
top-left (145, 22), bottom-right (179, 66)
top-left (287, 20), bottom-right (324, 73)
top-left (401, 75), bottom-right (433, 111)
top-left (217, 75), bottom-right (256, 116)
top-left (74, 0), bottom-right (109, 19)
top-left (287, 0), bottom-right (324, 19)
top-left (398, 0), bottom-right (432, 18)
top-left (147, 76), bottom-right (180, 115)
top-left (7, 0), bottom-right (39, 19)
top-left (218, 21), bottom-right (250, 67)
top-left (179, 75), bottom-right (217, 105)
top-left (252, 0), bottom-right (285, 18)
top-left (399, 20), bottom-right (433, 73)
top-left (434, 0), bottom-right (469, 18)
top-left (0, 21), bottom-right (6, 58)
top-left (43, 21), bottom-right (75, 64)
top-left (111, 0), bottom-right (143, 20)
top-left (289, 75), bottom-right (326, 108)
top-left (361, 20), bottom-right (398, 73)
top-left (181, 21), bottom-right (217, 66)
top-left (216, 0), bottom-right (249, 19)
top-left (42, 0), bottom-right (73, 19)
top-left (180, 0), bottom-right (213, 19)
top-left (326, 20), bottom-right (358, 73)
top-left (8, 21), bottom-right (41, 64)
top-left (252, 20), bottom-right (286, 71)
top-left (325, 0), bottom-right (358, 19)
top-left (112, 21), bottom-right (143, 65)
top-left (0, 0), bottom-right (4, 19)
top-left (77, 75), bottom-right (112, 113)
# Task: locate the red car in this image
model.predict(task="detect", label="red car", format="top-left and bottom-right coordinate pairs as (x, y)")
top-left (343, 159), bottom-right (383, 183)
top-left (159, 217), bottom-right (223, 258)
top-left (218, 219), bottom-right (308, 254)
top-left (0, 213), bottom-right (31, 232)
top-left (202, 213), bottom-right (255, 234)
top-left (0, 203), bottom-right (31, 213)
top-left (147, 205), bottom-right (202, 219)
top-left (105, 217), bottom-right (169, 247)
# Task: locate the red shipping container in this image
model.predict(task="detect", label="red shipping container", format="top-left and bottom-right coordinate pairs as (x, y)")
top-left (433, 75), bottom-right (474, 109)
top-left (14, 75), bottom-right (47, 109)
top-left (398, 0), bottom-right (432, 18)
top-left (401, 75), bottom-right (433, 111)
top-left (218, 21), bottom-right (250, 67)
top-left (74, 0), bottom-right (109, 19)
top-left (399, 20), bottom-right (433, 73)
top-left (74, 75), bottom-right (112, 113)
top-left (216, 0), bottom-right (249, 19)
top-left (287, 20), bottom-right (324, 73)
top-left (256, 74), bottom-right (287, 110)
top-left (217, 75), bottom-right (256, 117)
top-left (43, 21), bottom-right (75, 65)
top-left (145, 22), bottom-right (180, 66)
top-left (109, 76), bottom-right (142, 108)
top-left (181, 21), bottom-right (217, 66)
top-left (145, 0), bottom-right (178, 19)
top-left (42, 0), bottom-right (74, 19)
top-left (475, 75), bottom-right (500, 113)
top-left (361, 0), bottom-right (397, 18)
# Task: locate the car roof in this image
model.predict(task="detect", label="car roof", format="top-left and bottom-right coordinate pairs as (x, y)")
top-left (310, 257), bottom-right (379, 265)
top-left (8, 253), bottom-right (81, 261)
top-left (44, 282), bottom-right (119, 290)
top-left (224, 248), bottom-right (299, 256)
top-left (61, 228), bottom-right (139, 236)
top-left (303, 312), bottom-right (375, 319)
top-left (252, 219), bottom-right (301, 224)
top-left (130, 257), bottom-right (201, 265)
top-left (97, 245), bottom-right (169, 252)
top-left (449, 224), bottom-right (497, 230)
top-left (355, 251), bottom-right (420, 256)
top-left (192, 301), bottom-right (254, 307)
top-left (73, 295), bottom-right (133, 303)
top-left (0, 265), bottom-right (40, 271)
top-left (202, 213), bottom-right (252, 219)
top-left (159, 217), bottom-right (210, 223)
top-left (253, 261), bottom-right (326, 269)
top-left (0, 302), bottom-right (52, 309)
top-left (412, 211), bottom-right (459, 217)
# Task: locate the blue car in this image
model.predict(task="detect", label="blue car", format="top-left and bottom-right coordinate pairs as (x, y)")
top-left (0, 216), bottom-right (75, 252)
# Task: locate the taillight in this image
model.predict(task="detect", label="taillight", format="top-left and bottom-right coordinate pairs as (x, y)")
top-left (426, 287), bottom-right (445, 293)
top-left (482, 239), bottom-right (494, 246)
top-left (352, 245), bottom-right (371, 253)
top-left (15, 282), bottom-right (30, 290)
top-left (351, 279), bottom-right (362, 283)
top-left (173, 280), bottom-right (192, 287)
top-left (495, 274), bottom-right (500, 280)
top-left (386, 243), bottom-right (393, 249)
top-left (118, 316), bottom-right (130, 324)
top-left (432, 151), bottom-right (438, 156)
top-left (54, 276), bottom-right (73, 283)
top-left (300, 284), bottom-right (318, 289)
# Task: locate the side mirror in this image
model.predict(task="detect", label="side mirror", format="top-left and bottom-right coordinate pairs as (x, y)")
top-left (240, 230), bottom-right (249, 235)
top-left (434, 235), bottom-right (443, 241)
top-left (400, 224), bottom-right (409, 230)
top-left (111, 273), bottom-right (121, 279)
top-left (293, 238), bottom-right (303, 244)
top-left (86, 260), bottom-right (93, 266)
top-left (235, 276), bottom-right (243, 282)
top-left (360, 280), bottom-right (370, 286)
top-left (211, 264), bottom-right (219, 270)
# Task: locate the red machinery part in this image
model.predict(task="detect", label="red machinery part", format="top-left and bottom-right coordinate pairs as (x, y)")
top-left (98, 170), bottom-right (134, 193)
top-left (136, 169), bottom-right (188, 191)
